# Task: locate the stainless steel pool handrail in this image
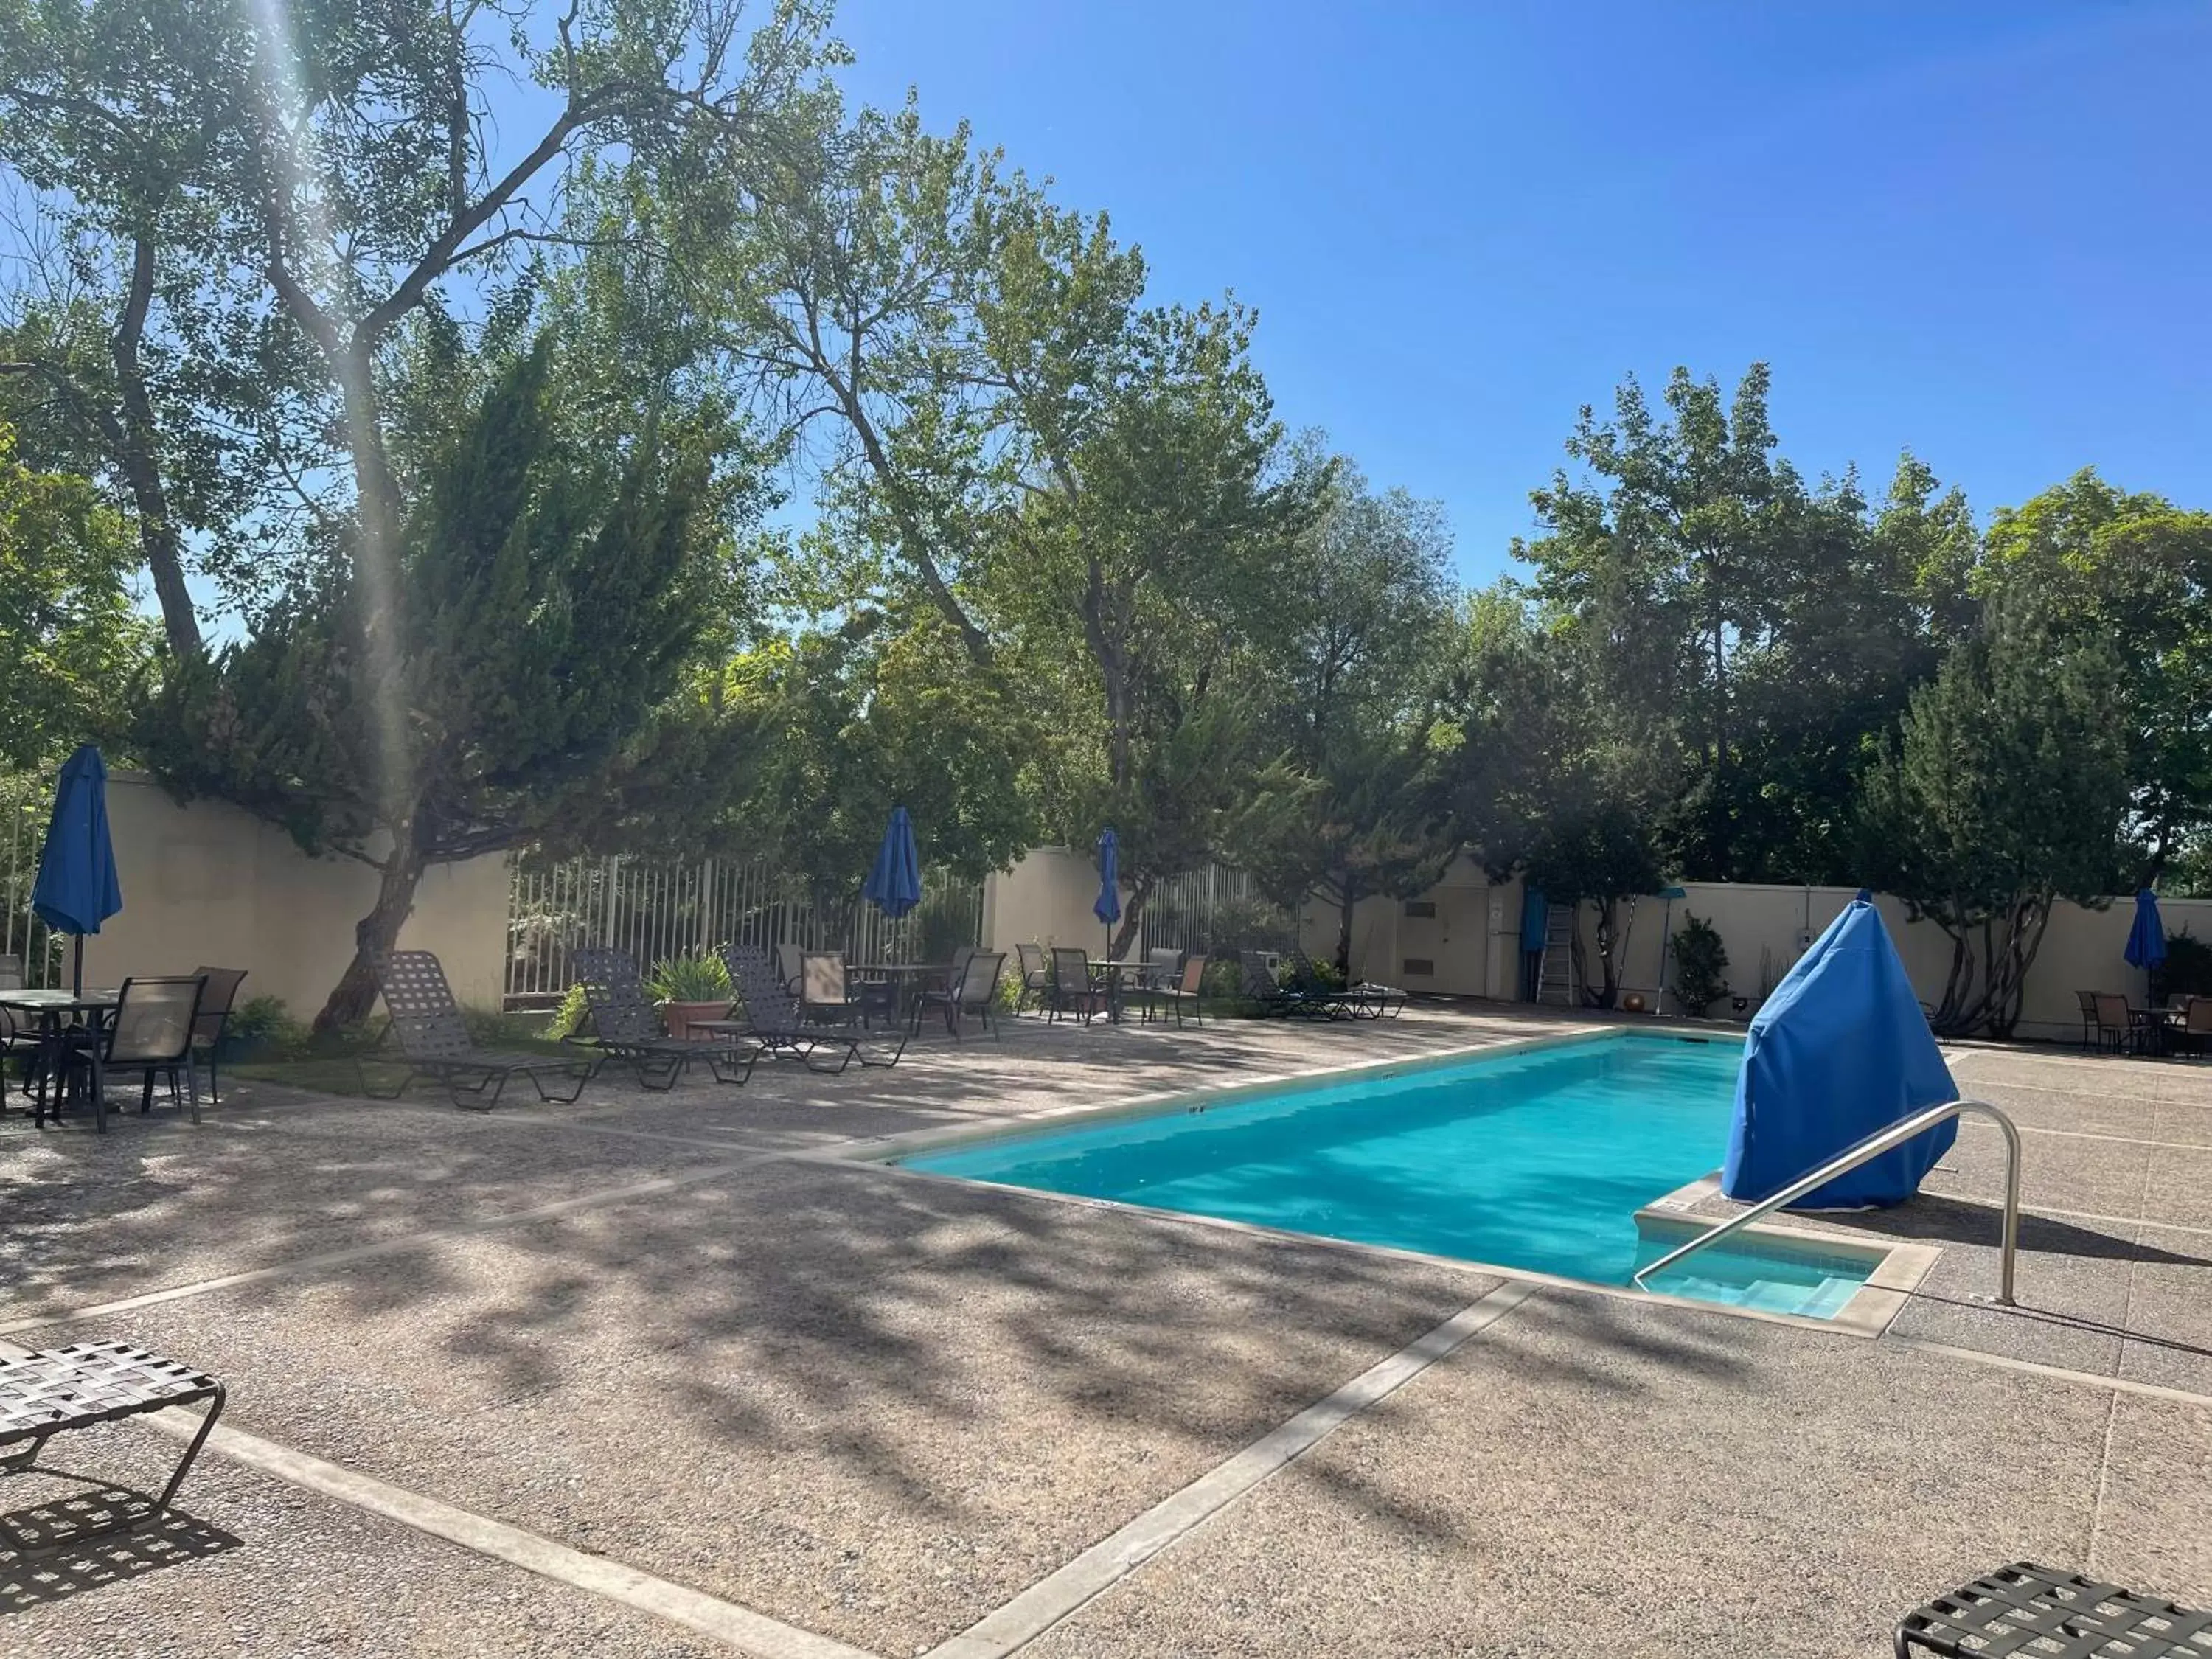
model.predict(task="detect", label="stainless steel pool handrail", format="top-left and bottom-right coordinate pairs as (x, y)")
top-left (1631, 1098), bottom-right (2021, 1307)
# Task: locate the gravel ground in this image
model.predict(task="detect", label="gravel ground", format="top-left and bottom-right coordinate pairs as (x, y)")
top-left (0, 1421), bottom-right (730, 1659)
top-left (1019, 1285), bottom-right (2150, 1659)
top-left (64, 1157), bottom-right (1496, 1656)
top-left (7, 1013), bottom-right (2206, 1659)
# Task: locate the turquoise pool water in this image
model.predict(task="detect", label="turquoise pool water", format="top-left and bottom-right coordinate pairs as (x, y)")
top-left (900, 1033), bottom-right (1875, 1318)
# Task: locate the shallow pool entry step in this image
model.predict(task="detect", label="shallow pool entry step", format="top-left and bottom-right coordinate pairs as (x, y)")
top-left (894, 1032), bottom-right (1885, 1322)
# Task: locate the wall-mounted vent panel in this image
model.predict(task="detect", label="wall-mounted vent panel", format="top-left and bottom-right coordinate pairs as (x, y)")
top-left (1402, 958), bottom-right (1436, 977)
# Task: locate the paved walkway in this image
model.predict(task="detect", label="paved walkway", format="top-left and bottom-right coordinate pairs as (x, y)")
top-left (1, 1007), bottom-right (2206, 1657)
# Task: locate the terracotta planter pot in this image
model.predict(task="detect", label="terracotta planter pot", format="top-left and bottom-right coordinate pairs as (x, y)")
top-left (662, 1000), bottom-right (730, 1041)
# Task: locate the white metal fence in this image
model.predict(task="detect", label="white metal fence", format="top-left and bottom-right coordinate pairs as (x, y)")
top-left (0, 773), bottom-right (64, 989)
top-left (1135, 863), bottom-right (1296, 959)
top-left (505, 854), bottom-right (984, 1006)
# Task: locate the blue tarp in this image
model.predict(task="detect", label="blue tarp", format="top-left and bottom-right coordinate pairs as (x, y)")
top-left (1518, 886), bottom-right (1549, 953)
top-left (861, 806), bottom-right (922, 920)
top-left (1721, 898), bottom-right (1957, 1210)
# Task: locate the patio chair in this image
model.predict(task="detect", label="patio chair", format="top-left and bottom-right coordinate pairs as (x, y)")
top-left (1048, 947), bottom-right (1102, 1025)
top-left (1134, 953), bottom-right (1208, 1029)
top-left (1145, 947), bottom-right (1182, 999)
top-left (799, 952), bottom-right (866, 1027)
top-left (72, 975), bottom-right (207, 1131)
top-left (776, 941), bottom-right (806, 995)
top-left (364, 950), bottom-right (597, 1110)
top-left (571, 947), bottom-right (759, 1090)
top-left (1013, 943), bottom-right (1051, 1015)
top-left (721, 945), bottom-right (905, 1074)
top-left (2090, 992), bottom-right (2135, 1054)
top-left (0, 953), bottom-right (25, 1103)
top-left (2075, 989), bottom-right (2099, 1049)
top-left (187, 965), bottom-right (247, 1106)
top-left (2172, 994), bottom-right (2212, 1057)
top-left (1896, 1562), bottom-right (2211, 1658)
top-left (911, 950), bottom-right (1006, 1040)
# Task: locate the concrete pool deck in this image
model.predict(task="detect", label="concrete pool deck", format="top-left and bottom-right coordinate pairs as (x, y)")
top-left (1, 1005), bottom-right (2208, 1656)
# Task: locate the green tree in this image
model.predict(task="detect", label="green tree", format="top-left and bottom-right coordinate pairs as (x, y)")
top-left (1234, 456), bottom-right (1461, 971)
top-left (1518, 366), bottom-right (1974, 883)
top-left (1982, 469), bottom-right (2212, 883)
top-left (1857, 588), bottom-right (2129, 1037)
top-left (139, 336), bottom-right (734, 1030)
top-left (1, 0), bottom-right (835, 641)
top-left (716, 613), bottom-right (1037, 915)
top-left (1447, 583), bottom-right (1667, 1008)
top-left (0, 419), bottom-right (155, 766)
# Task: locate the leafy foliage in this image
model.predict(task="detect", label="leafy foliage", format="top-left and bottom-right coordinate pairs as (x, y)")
top-left (1857, 588), bottom-right (2130, 1036)
top-left (1670, 914), bottom-right (1729, 1016)
top-left (0, 419), bottom-right (153, 766)
top-left (139, 335), bottom-right (730, 1029)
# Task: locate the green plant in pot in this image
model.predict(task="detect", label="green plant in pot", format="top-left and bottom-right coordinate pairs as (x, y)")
top-left (1670, 914), bottom-right (1729, 1017)
top-left (647, 951), bottom-right (733, 1041)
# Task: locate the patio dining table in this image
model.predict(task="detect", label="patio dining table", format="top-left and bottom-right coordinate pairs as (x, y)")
top-left (846, 962), bottom-right (956, 1025)
top-left (0, 988), bottom-right (121, 1133)
top-left (1085, 958), bottom-right (1155, 1023)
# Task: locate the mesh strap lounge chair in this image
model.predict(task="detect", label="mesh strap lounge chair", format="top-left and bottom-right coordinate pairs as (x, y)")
top-left (571, 947), bottom-right (759, 1090)
top-left (1896, 1562), bottom-right (2212, 1658)
top-left (912, 950), bottom-right (1005, 1040)
top-left (365, 950), bottom-right (597, 1110)
top-left (0, 1340), bottom-right (225, 1557)
top-left (186, 966), bottom-right (248, 1105)
top-left (1244, 951), bottom-right (1343, 1019)
top-left (1292, 950), bottom-right (1408, 1020)
top-left (720, 945), bottom-right (906, 1074)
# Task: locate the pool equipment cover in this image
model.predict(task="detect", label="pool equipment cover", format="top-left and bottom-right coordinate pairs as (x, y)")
top-left (1722, 898), bottom-right (1957, 1209)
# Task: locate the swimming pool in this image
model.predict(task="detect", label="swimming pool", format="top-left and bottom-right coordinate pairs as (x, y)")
top-left (897, 1032), bottom-right (1883, 1320)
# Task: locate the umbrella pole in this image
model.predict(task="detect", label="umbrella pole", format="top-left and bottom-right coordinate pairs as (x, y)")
top-left (72, 934), bottom-right (83, 997)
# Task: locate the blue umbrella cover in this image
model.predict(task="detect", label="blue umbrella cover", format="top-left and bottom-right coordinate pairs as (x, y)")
top-left (2125, 888), bottom-right (2167, 980)
top-left (862, 806), bottom-right (923, 920)
top-left (32, 744), bottom-right (123, 994)
top-left (1093, 828), bottom-right (1121, 955)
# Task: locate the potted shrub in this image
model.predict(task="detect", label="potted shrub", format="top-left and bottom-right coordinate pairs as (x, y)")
top-left (647, 951), bottom-right (733, 1040)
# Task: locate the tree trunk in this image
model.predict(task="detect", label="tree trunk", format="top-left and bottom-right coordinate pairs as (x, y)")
top-left (314, 845), bottom-right (427, 1033)
top-left (1335, 890), bottom-right (1356, 978)
top-left (113, 237), bottom-right (202, 657)
top-left (1108, 875), bottom-right (1152, 961)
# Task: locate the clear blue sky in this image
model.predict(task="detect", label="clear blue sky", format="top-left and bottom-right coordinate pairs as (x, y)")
top-left (828, 0), bottom-right (2211, 584)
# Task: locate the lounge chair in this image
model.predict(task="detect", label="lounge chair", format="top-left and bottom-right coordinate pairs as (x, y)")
top-left (1241, 951), bottom-right (1323, 1019)
top-left (1896, 1562), bottom-right (2211, 1657)
top-left (1293, 950), bottom-right (1408, 1020)
top-left (721, 945), bottom-right (905, 1074)
top-left (1013, 943), bottom-right (1051, 1015)
top-left (187, 965), bottom-right (248, 1105)
top-left (911, 950), bottom-right (1006, 1039)
top-left (571, 947), bottom-right (759, 1090)
top-left (364, 950), bottom-right (597, 1110)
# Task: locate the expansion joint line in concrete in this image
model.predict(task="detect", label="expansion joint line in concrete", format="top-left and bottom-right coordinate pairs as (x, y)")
top-left (133, 1408), bottom-right (886, 1659)
top-left (922, 1279), bottom-right (1540, 1659)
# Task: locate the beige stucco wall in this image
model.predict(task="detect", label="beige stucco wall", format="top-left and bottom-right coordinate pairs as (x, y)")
top-left (982, 846), bottom-right (1123, 956)
top-left (74, 771), bottom-right (510, 1017)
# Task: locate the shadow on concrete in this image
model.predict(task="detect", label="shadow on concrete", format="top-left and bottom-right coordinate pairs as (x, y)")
top-left (0, 1492), bottom-right (240, 1614)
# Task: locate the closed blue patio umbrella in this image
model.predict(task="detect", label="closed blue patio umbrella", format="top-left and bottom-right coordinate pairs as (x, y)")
top-left (1094, 827), bottom-right (1121, 959)
top-left (861, 806), bottom-right (923, 921)
top-left (2125, 888), bottom-right (2166, 1003)
top-left (31, 745), bottom-right (123, 995)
